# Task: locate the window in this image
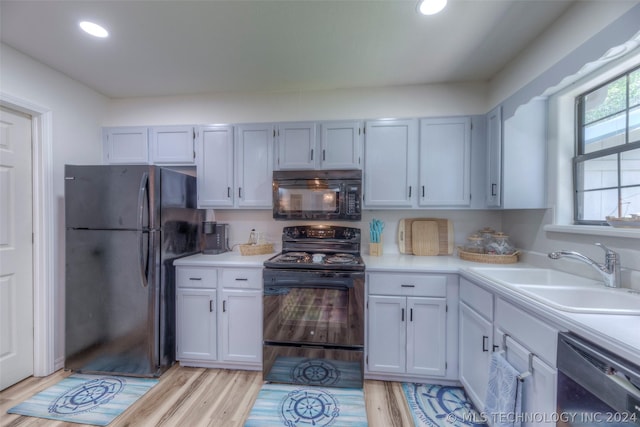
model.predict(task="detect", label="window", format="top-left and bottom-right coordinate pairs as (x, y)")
top-left (574, 66), bottom-right (640, 225)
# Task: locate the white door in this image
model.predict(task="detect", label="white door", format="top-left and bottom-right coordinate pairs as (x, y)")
top-left (367, 295), bottom-right (406, 374)
top-left (459, 301), bottom-right (493, 411)
top-left (276, 122), bottom-right (316, 170)
top-left (0, 107), bottom-right (34, 390)
top-left (320, 121), bottom-right (362, 169)
top-left (176, 288), bottom-right (217, 361)
top-left (406, 297), bottom-right (447, 376)
top-left (235, 124), bottom-right (274, 208)
top-left (220, 289), bottom-right (262, 363)
top-left (196, 125), bottom-right (234, 208)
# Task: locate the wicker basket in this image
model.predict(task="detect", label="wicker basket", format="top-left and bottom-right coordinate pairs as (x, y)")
top-left (457, 247), bottom-right (519, 264)
top-left (239, 243), bottom-right (274, 256)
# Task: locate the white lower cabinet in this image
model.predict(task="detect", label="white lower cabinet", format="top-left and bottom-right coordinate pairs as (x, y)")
top-left (366, 272), bottom-right (457, 381)
top-left (219, 268), bottom-right (262, 365)
top-left (176, 267), bottom-right (218, 362)
top-left (176, 265), bottom-right (262, 370)
top-left (459, 300), bottom-right (493, 409)
top-left (460, 277), bottom-right (561, 425)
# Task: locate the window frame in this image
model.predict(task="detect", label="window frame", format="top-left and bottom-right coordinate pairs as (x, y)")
top-left (573, 65), bottom-right (640, 225)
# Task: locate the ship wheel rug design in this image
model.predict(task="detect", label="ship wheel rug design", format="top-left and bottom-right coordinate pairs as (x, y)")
top-left (7, 374), bottom-right (158, 426)
top-left (265, 356), bottom-right (363, 389)
top-left (402, 383), bottom-right (487, 427)
top-left (244, 383), bottom-right (368, 427)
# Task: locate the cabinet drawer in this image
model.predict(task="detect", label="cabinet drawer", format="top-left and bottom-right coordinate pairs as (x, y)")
top-left (459, 278), bottom-right (493, 320)
top-left (495, 298), bottom-right (559, 367)
top-left (221, 268), bottom-right (262, 289)
top-left (368, 273), bottom-right (447, 297)
top-left (176, 267), bottom-right (217, 288)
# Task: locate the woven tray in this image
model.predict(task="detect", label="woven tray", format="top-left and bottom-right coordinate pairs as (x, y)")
top-left (457, 247), bottom-right (519, 264)
top-left (239, 243), bottom-right (274, 256)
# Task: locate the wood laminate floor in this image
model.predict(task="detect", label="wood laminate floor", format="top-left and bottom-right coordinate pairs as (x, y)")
top-left (0, 365), bottom-right (414, 427)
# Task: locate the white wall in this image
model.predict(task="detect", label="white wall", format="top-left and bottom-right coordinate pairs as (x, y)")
top-left (0, 43), bottom-right (109, 365)
top-left (104, 82), bottom-right (488, 126)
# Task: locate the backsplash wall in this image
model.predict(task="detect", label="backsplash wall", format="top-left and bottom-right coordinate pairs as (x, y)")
top-left (212, 209), bottom-right (504, 255)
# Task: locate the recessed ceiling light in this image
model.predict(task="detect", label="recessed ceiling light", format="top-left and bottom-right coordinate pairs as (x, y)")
top-left (79, 21), bottom-right (109, 38)
top-left (417, 0), bottom-right (447, 15)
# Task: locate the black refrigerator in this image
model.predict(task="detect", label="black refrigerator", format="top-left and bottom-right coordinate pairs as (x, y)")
top-left (64, 165), bottom-right (203, 377)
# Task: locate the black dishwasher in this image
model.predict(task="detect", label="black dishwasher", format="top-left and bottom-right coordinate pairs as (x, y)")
top-left (557, 332), bottom-right (640, 426)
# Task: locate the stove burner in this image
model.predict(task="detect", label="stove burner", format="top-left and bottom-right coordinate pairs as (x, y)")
top-left (325, 254), bottom-right (356, 264)
top-left (278, 252), bottom-right (311, 263)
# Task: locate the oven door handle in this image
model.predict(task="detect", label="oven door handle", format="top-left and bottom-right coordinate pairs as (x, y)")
top-left (264, 282), bottom-right (351, 293)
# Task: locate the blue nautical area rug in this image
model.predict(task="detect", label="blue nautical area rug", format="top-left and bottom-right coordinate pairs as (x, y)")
top-left (264, 356), bottom-right (363, 389)
top-left (7, 374), bottom-right (158, 426)
top-left (244, 383), bottom-right (368, 427)
top-left (402, 383), bottom-right (487, 427)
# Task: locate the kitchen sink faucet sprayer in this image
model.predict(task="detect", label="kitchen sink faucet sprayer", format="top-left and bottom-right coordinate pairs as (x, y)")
top-left (548, 243), bottom-right (621, 288)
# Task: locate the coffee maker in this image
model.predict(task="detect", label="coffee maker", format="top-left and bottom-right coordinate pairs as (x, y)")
top-left (202, 222), bottom-right (230, 254)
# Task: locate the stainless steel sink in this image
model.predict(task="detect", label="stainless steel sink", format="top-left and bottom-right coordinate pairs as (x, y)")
top-left (467, 267), bottom-right (640, 315)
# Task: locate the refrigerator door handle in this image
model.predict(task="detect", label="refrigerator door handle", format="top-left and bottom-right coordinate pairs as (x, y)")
top-left (138, 172), bottom-right (149, 230)
top-left (139, 230), bottom-right (149, 288)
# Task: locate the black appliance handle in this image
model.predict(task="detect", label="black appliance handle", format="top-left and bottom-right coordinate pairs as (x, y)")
top-left (265, 282), bottom-right (351, 293)
top-left (137, 172), bottom-right (149, 289)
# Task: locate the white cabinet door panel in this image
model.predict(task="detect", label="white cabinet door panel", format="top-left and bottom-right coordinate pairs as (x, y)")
top-left (220, 289), bottom-right (262, 363)
top-left (176, 289), bottom-right (217, 361)
top-left (150, 126), bottom-right (194, 164)
top-left (103, 127), bottom-right (149, 164)
top-left (459, 301), bottom-right (492, 412)
top-left (419, 117), bottom-right (471, 206)
top-left (277, 122), bottom-right (316, 169)
top-left (367, 295), bottom-right (406, 373)
top-left (197, 126), bottom-right (234, 208)
top-left (320, 121), bottom-right (362, 169)
top-left (407, 297), bottom-right (447, 376)
top-left (364, 119), bottom-right (417, 207)
top-left (236, 124), bottom-right (274, 208)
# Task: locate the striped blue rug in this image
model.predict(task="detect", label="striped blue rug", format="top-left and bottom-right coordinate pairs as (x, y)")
top-left (245, 383), bottom-right (368, 427)
top-left (7, 374), bottom-right (158, 426)
top-left (402, 383), bottom-right (487, 427)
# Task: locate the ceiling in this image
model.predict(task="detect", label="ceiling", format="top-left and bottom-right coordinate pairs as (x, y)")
top-left (0, 0), bottom-right (578, 99)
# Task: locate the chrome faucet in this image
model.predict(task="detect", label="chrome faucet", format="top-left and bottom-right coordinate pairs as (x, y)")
top-left (548, 243), bottom-right (621, 288)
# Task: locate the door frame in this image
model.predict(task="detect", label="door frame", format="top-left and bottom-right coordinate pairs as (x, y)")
top-left (1, 92), bottom-right (55, 377)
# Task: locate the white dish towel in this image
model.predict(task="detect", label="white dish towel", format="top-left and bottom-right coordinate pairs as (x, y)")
top-left (484, 351), bottom-right (523, 427)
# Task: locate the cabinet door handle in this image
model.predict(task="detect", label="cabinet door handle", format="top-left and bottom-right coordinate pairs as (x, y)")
top-left (238, 187), bottom-right (242, 198)
top-left (189, 277), bottom-right (202, 281)
top-left (209, 300), bottom-right (213, 312)
top-left (223, 300), bottom-right (226, 312)
top-left (482, 335), bottom-right (489, 352)
top-left (401, 308), bottom-right (405, 322)
top-left (310, 149), bottom-right (314, 161)
top-left (491, 183), bottom-right (497, 196)
top-left (235, 278), bottom-right (248, 281)
top-left (422, 186), bottom-right (425, 197)
top-left (227, 187), bottom-right (231, 198)
top-left (410, 308), bottom-right (413, 322)
top-left (408, 186), bottom-right (412, 198)
top-left (323, 149), bottom-right (326, 161)
top-left (401, 284), bottom-right (415, 288)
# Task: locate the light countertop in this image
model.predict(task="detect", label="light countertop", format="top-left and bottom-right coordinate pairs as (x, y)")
top-left (175, 251), bottom-right (640, 366)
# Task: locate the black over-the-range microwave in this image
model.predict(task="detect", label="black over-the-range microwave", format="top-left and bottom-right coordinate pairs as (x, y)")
top-left (272, 169), bottom-right (362, 221)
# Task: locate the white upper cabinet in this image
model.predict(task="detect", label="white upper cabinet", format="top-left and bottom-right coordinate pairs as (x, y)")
top-left (486, 106), bottom-right (502, 207)
top-left (418, 117), bottom-right (471, 207)
top-left (103, 127), bottom-right (149, 164)
top-left (235, 124), bottom-right (274, 208)
top-left (319, 121), bottom-right (362, 169)
top-left (363, 119), bottom-right (418, 208)
top-left (197, 125), bottom-right (234, 208)
top-left (276, 122), bottom-right (317, 170)
top-left (486, 99), bottom-right (547, 209)
top-left (149, 126), bottom-right (196, 165)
